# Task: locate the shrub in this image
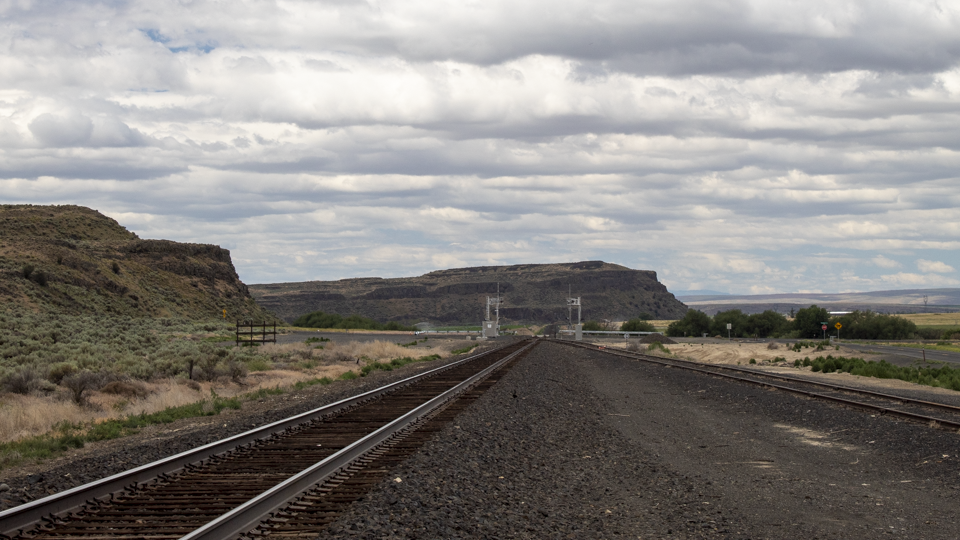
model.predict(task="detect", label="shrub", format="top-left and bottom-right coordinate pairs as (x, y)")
top-left (749, 358), bottom-right (756, 364)
top-left (244, 358), bottom-right (272, 372)
top-left (625, 341), bottom-right (640, 352)
top-left (33, 271), bottom-right (47, 287)
top-left (294, 376), bottom-right (333, 390)
top-left (331, 351), bottom-right (355, 363)
top-left (226, 360), bottom-right (247, 383)
top-left (21, 264), bottom-right (34, 279)
top-left (582, 321), bottom-right (603, 331)
top-left (647, 342), bottom-right (670, 354)
top-left (338, 371), bottom-right (358, 381)
top-left (3, 368), bottom-right (40, 394)
top-left (100, 380), bottom-right (149, 399)
top-left (61, 371), bottom-right (103, 405)
top-left (47, 363), bottom-right (78, 384)
top-left (111, 262), bottom-right (120, 274)
top-left (621, 319), bottom-right (656, 332)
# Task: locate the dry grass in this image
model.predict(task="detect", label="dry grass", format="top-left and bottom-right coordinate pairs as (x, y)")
top-left (897, 312), bottom-right (960, 328)
top-left (0, 338), bottom-right (464, 444)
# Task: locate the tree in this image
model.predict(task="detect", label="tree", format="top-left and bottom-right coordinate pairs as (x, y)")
top-left (666, 310), bottom-right (711, 337)
top-left (582, 321), bottom-right (603, 331)
top-left (745, 310), bottom-right (790, 338)
top-left (794, 305), bottom-right (829, 338)
top-left (710, 309), bottom-right (749, 338)
top-left (621, 318), bottom-right (656, 332)
top-left (833, 311), bottom-right (916, 340)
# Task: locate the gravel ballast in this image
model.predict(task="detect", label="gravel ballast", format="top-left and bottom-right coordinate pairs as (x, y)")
top-left (0, 344), bottom-right (503, 512)
top-left (7, 339), bottom-right (960, 538)
top-left (316, 340), bottom-right (960, 539)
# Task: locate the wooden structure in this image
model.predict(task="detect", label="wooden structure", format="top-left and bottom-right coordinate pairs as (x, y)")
top-left (236, 320), bottom-right (277, 346)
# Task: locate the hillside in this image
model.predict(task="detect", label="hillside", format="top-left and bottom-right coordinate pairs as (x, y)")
top-left (250, 261), bottom-right (687, 325)
top-left (0, 205), bottom-right (273, 320)
top-left (680, 289), bottom-right (960, 315)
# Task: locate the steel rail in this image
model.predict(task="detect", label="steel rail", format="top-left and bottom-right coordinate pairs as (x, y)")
top-left (556, 340), bottom-right (960, 431)
top-left (592, 342), bottom-right (960, 415)
top-left (184, 339), bottom-right (536, 540)
top-left (0, 341), bottom-right (515, 538)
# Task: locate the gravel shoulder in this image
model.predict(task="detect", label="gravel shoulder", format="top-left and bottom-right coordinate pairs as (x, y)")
top-left (317, 340), bottom-right (960, 539)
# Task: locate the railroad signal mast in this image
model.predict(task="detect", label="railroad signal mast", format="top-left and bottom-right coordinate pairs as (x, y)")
top-left (482, 283), bottom-right (502, 339)
top-left (567, 286), bottom-right (583, 341)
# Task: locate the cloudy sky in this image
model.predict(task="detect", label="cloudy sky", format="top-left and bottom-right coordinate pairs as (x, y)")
top-left (2, 0), bottom-right (959, 294)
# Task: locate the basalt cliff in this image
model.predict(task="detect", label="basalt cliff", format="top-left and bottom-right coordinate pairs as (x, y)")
top-left (0, 205), bottom-right (272, 320)
top-left (250, 261), bottom-right (687, 325)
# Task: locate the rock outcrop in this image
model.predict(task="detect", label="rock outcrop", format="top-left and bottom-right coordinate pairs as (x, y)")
top-left (0, 205), bottom-right (272, 320)
top-left (250, 261), bottom-right (687, 325)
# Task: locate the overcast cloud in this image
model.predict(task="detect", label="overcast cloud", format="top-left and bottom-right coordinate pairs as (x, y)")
top-left (2, 0), bottom-right (959, 295)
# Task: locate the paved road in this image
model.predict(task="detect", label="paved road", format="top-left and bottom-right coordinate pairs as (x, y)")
top-left (843, 343), bottom-right (960, 365)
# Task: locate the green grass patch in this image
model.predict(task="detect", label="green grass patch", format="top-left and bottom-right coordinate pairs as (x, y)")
top-left (452, 344), bottom-right (478, 355)
top-left (647, 342), bottom-right (671, 354)
top-left (338, 371), bottom-right (358, 381)
top-left (245, 386), bottom-right (284, 400)
top-left (796, 354), bottom-right (960, 391)
top-left (202, 335), bottom-right (235, 343)
top-left (0, 390), bottom-right (244, 471)
top-left (886, 343), bottom-right (960, 354)
top-left (304, 336), bottom-right (330, 344)
top-left (790, 340), bottom-right (831, 353)
top-left (244, 358), bottom-right (273, 372)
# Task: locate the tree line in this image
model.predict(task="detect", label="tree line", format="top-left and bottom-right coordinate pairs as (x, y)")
top-left (292, 311), bottom-right (416, 331)
top-left (665, 306), bottom-right (919, 340)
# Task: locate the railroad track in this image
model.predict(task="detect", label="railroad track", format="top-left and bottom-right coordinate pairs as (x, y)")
top-left (557, 339), bottom-right (960, 431)
top-left (0, 339), bottom-right (538, 540)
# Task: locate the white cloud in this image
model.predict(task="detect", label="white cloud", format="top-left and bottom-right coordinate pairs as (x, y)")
top-left (917, 259), bottom-right (956, 274)
top-left (871, 255), bottom-right (901, 269)
top-left (881, 273), bottom-right (960, 287)
top-left (0, 0), bottom-right (958, 293)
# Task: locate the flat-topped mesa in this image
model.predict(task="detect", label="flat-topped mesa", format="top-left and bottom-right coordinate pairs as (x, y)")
top-left (250, 261), bottom-right (688, 325)
top-left (0, 204), bottom-right (272, 320)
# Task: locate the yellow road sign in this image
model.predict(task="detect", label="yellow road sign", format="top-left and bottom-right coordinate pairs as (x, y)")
top-left (835, 322), bottom-right (842, 329)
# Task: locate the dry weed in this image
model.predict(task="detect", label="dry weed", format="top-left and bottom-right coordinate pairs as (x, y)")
top-left (0, 338), bottom-right (461, 443)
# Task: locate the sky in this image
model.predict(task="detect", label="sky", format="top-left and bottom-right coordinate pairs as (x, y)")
top-left (1, 0), bottom-right (959, 295)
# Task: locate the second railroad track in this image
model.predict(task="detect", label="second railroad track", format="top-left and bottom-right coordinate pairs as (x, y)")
top-left (558, 339), bottom-right (960, 432)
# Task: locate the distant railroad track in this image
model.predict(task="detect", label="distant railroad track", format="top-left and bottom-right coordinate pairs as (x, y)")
top-left (0, 339), bottom-right (537, 540)
top-left (557, 340), bottom-right (960, 432)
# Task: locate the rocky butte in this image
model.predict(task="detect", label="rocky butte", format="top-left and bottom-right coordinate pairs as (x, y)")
top-left (0, 204), bottom-right (271, 320)
top-left (250, 261), bottom-right (688, 325)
